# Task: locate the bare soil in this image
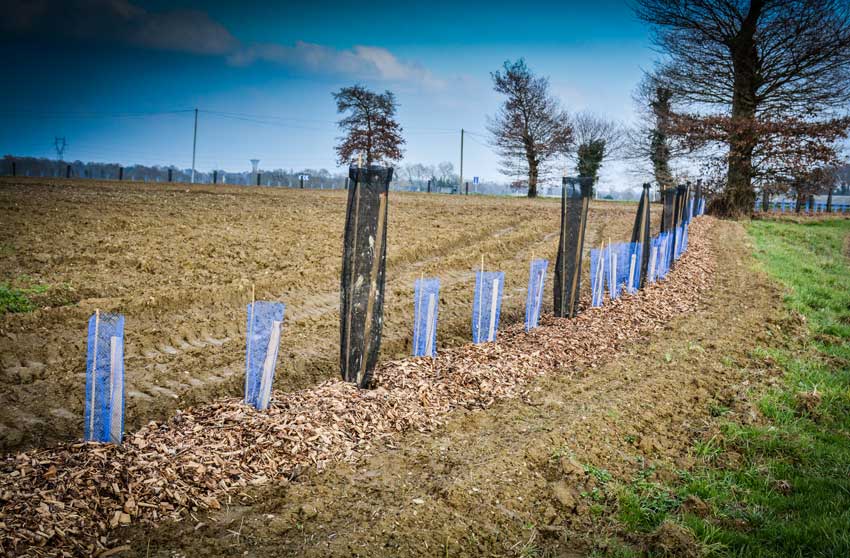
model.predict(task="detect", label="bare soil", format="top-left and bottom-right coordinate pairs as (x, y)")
top-left (0, 178), bottom-right (654, 453)
top-left (119, 222), bottom-right (786, 557)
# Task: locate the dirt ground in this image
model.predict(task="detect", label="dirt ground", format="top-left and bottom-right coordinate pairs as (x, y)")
top-left (114, 221), bottom-right (785, 556)
top-left (0, 178), bottom-right (655, 453)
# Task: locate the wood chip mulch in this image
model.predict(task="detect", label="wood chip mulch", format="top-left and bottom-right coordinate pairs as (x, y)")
top-left (0, 218), bottom-right (717, 557)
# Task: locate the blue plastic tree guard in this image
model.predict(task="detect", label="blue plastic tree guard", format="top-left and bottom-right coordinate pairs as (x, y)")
top-left (661, 232), bottom-right (674, 278)
top-left (616, 243), bottom-right (632, 296)
top-left (245, 301), bottom-right (286, 411)
top-left (524, 259), bottom-right (548, 331)
top-left (84, 312), bottom-right (125, 444)
top-left (607, 243), bottom-right (621, 300)
top-left (590, 247), bottom-right (606, 307)
top-left (472, 271), bottom-right (505, 343)
top-left (413, 278), bottom-right (440, 357)
top-left (646, 239), bottom-right (659, 284)
top-left (651, 232), bottom-right (673, 281)
top-left (674, 226), bottom-right (685, 260)
top-left (626, 242), bottom-right (642, 294)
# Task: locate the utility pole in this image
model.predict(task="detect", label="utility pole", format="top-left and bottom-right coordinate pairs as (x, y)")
top-left (190, 108), bottom-right (198, 183)
top-left (459, 128), bottom-right (464, 195)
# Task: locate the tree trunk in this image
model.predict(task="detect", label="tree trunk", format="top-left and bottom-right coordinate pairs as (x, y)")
top-left (717, 0), bottom-right (764, 218)
top-left (527, 159), bottom-right (538, 198)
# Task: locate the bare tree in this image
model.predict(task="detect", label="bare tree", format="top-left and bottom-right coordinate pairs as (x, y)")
top-left (571, 111), bottom-right (624, 193)
top-left (404, 163), bottom-right (429, 189)
top-left (487, 59), bottom-right (572, 198)
top-left (333, 85), bottom-right (405, 167)
top-left (635, 0), bottom-right (850, 216)
top-left (437, 161), bottom-right (454, 182)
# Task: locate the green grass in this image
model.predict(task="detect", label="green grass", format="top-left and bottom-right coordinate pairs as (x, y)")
top-left (0, 282), bottom-right (51, 314)
top-left (609, 219), bottom-right (850, 557)
top-left (616, 468), bottom-right (682, 532)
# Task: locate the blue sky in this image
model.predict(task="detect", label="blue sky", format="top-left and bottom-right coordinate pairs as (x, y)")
top-left (1, 0), bottom-right (657, 189)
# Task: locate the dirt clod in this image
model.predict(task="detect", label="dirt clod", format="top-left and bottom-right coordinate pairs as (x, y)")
top-left (681, 494), bottom-right (711, 517)
top-left (647, 520), bottom-right (702, 558)
top-left (794, 389), bottom-right (822, 417)
top-left (550, 481), bottom-right (579, 510)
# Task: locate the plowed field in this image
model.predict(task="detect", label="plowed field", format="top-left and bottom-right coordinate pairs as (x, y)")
top-left (0, 178), bottom-right (658, 452)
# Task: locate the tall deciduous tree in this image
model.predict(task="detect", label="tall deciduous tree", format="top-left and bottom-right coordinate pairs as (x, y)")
top-left (627, 76), bottom-right (690, 194)
top-left (635, 0), bottom-right (850, 216)
top-left (572, 112), bottom-right (624, 193)
top-left (488, 59), bottom-right (572, 198)
top-left (648, 85), bottom-right (675, 192)
top-left (333, 85), bottom-right (405, 167)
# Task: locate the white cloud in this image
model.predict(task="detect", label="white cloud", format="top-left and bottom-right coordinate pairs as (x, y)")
top-left (4, 0), bottom-right (448, 88)
top-left (228, 41), bottom-right (446, 89)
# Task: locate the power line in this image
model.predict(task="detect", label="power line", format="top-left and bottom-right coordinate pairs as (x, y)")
top-left (199, 109), bottom-right (335, 125)
top-left (465, 135), bottom-right (491, 148)
top-left (0, 109), bottom-right (194, 119)
top-left (0, 107), bottom-right (465, 134)
top-left (200, 111), bottom-right (329, 131)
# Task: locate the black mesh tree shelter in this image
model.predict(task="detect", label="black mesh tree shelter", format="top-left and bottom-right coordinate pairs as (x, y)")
top-left (676, 185), bottom-right (684, 224)
top-left (339, 165), bottom-right (392, 388)
top-left (827, 188), bottom-right (833, 213)
top-left (554, 177), bottom-right (592, 318)
top-left (630, 183), bottom-right (652, 288)
top-left (661, 188), bottom-right (675, 233)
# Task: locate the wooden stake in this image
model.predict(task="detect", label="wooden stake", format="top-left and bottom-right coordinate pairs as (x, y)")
top-left (476, 255), bottom-right (485, 343)
top-left (413, 273), bottom-right (425, 356)
top-left (88, 309), bottom-right (100, 438)
top-left (246, 285), bottom-right (256, 399)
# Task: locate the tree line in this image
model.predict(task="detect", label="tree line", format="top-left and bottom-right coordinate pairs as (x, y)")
top-left (334, 0), bottom-right (850, 215)
top-left (0, 154), bottom-right (482, 192)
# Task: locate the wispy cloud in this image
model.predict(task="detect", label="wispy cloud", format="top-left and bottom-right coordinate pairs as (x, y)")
top-left (228, 41), bottom-right (446, 89)
top-left (4, 0), bottom-right (446, 88)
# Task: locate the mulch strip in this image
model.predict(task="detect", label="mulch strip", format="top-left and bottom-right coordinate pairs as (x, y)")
top-left (0, 218), bottom-right (717, 557)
